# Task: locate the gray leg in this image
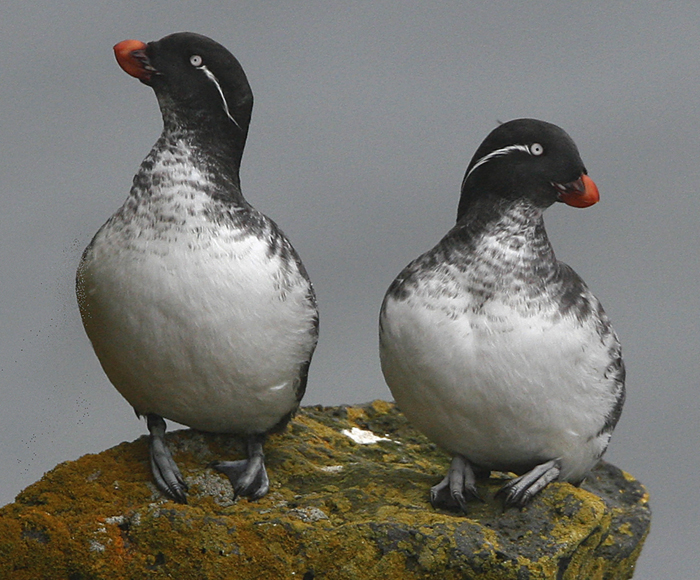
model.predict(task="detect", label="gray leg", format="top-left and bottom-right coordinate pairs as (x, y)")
top-left (430, 454), bottom-right (483, 513)
top-left (147, 414), bottom-right (188, 504)
top-left (211, 435), bottom-right (270, 500)
top-left (497, 459), bottom-right (561, 507)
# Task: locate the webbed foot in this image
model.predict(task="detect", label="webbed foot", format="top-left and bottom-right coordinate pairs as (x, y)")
top-left (211, 435), bottom-right (269, 500)
top-left (147, 414), bottom-right (188, 504)
top-left (496, 459), bottom-right (561, 507)
top-left (430, 455), bottom-right (483, 513)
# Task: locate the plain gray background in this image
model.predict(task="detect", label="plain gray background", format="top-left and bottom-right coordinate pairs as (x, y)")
top-left (1, 2), bottom-right (698, 577)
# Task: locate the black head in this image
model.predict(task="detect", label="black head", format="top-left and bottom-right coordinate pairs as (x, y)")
top-left (114, 32), bottom-right (253, 141)
top-left (456, 119), bottom-right (599, 222)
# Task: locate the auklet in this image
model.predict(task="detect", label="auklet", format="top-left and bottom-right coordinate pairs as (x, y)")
top-left (76, 33), bottom-right (318, 504)
top-left (379, 119), bottom-right (625, 511)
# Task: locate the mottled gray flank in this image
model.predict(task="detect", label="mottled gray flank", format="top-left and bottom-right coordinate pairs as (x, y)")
top-left (0, 3), bottom-right (698, 579)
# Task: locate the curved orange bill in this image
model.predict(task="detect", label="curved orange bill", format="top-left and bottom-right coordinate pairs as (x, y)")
top-left (554, 174), bottom-right (600, 208)
top-left (114, 39), bottom-right (152, 80)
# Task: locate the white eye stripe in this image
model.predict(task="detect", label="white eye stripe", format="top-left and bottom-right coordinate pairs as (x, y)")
top-left (462, 144), bottom-right (531, 188)
top-left (196, 64), bottom-right (242, 131)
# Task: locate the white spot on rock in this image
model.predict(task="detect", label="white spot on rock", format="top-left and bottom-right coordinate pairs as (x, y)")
top-left (320, 465), bottom-right (344, 473)
top-left (341, 427), bottom-right (394, 445)
top-left (289, 507), bottom-right (329, 522)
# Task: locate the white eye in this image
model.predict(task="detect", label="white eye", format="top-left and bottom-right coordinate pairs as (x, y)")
top-left (190, 55), bottom-right (203, 67)
top-left (530, 143), bottom-right (544, 156)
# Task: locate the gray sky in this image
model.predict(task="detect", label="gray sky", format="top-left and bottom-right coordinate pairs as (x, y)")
top-left (1, 2), bottom-right (698, 577)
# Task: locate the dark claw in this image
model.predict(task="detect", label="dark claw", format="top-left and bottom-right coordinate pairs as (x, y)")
top-left (496, 459), bottom-right (561, 508)
top-left (430, 455), bottom-right (481, 513)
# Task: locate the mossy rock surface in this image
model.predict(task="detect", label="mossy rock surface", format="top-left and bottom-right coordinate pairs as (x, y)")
top-left (0, 401), bottom-right (649, 579)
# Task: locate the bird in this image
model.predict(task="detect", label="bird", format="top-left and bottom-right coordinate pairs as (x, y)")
top-left (379, 118), bottom-right (625, 511)
top-left (76, 32), bottom-right (319, 504)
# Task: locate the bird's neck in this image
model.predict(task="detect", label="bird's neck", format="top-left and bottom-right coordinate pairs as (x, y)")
top-left (164, 105), bottom-right (248, 185)
top-left (127, 122), bottom-right (250, 211)
top-left (148, 112), bottom-right (249, 205)
top-left (448, 199), bottom-right (557, 274)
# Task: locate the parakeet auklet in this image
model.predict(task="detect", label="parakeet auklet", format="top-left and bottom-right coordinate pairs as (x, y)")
top-left (379, 119), bottom-right (625, 511)
top-left (76, 33), bottom-right (318, 504)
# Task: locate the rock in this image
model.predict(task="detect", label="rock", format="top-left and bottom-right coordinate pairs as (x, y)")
top-left (0, 401), bottom-right (650, 579)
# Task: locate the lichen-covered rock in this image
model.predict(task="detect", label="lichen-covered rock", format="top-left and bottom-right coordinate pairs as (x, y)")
top-left (0, 401), bottom-right (649, 579)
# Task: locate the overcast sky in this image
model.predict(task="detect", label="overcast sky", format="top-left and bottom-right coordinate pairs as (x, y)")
top-left (1, 2), bottom-right (698, 577)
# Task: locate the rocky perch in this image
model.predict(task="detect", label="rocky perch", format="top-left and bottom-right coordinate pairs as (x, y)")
top-left (0, 401), bottom-right (649, 579)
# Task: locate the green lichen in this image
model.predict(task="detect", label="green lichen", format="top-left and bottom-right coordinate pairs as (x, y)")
top-left (0, 401), bottom-right (650, 579)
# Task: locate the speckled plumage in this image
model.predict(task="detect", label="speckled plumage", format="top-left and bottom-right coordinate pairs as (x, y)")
top-left (380, 119), bottom-right (624, 509)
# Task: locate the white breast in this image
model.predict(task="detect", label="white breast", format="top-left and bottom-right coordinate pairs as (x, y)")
top-left (380, 267), bottom-right (618, 483)
top-left (78, 147), bottom-right (317, 434)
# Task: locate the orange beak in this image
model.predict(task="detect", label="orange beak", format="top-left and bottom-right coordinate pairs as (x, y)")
top-left (554, 174), bottom-right (600, 208)
top-left (113, 39), bottom-right (152, 81)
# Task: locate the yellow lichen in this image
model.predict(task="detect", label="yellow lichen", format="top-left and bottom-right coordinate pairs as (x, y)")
top-left (0, 402), bottom-right (650, 579)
